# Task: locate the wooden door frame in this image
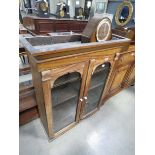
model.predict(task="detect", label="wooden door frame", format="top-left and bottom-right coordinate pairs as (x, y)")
top-left (80, 55), bottom-right (114, 119)
top-left (41, 61), bottom-right (89, 139)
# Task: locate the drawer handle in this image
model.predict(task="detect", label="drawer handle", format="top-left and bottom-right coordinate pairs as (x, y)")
top-left (131, 53), bottom-right (135, 56)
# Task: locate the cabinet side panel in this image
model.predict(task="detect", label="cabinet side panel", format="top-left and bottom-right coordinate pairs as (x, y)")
top-left (29, 55), bottom-right (49, 135)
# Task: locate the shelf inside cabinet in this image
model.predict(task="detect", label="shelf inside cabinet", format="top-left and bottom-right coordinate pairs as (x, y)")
top-left (52, 80), bottom-right (81, 107)
top-left (89, 68), bottom-right (110, 91)
top-left (51, 71), bottom-right (81, 132)
top-left (84, 64), bottom-right (111, 115)
top-left (89, 73), bottom-right (105, 91)
top-left (52, 98), bottom-right (77, 132)
top-left (84, 85), bottom-right (103, 114)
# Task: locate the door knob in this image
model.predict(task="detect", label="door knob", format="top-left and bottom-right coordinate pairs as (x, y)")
top-left (84, 96), bottom-right (88, 104)
top-left (80, 98), bottom-right (83, 102)
top-left (84, 96), bottom-right (87, 100)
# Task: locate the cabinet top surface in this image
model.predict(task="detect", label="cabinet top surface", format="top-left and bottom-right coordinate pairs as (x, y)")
top-left (23, 15), bottom-right (88, 22)
top-left (19, 34), bottom-right (131, 62)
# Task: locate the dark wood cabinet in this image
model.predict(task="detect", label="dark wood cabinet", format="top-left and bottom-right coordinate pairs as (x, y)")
top-left (23, 16), bottom-right (88, 35)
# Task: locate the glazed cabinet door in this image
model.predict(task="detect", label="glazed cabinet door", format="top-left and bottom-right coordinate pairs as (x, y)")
top-left (41, 62), bottom-right (88, 139)
top-left (80, 56), bottom-right (113, 118)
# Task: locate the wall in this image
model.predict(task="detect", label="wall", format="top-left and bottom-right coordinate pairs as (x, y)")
top-left (50, 0), bottom-right (62, 15)
top-left (49, 0), bottom-right (85, 17)
top-left (48, 0), bottom-right (135, 28)
top-left (92, 0), bottom-right (108, 13)
top-left (106, 0), bottom-right (135, 28)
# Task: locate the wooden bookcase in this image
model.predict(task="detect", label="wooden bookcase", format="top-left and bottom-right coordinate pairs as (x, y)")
top-left (20, 32), bottom-right (134, 140)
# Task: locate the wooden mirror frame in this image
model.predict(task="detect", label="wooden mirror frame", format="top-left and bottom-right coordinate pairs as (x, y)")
top-left (115, 0), bottom-right (133, 27)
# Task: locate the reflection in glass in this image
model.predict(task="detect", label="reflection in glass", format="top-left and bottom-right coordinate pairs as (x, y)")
top-left (119, 6), bottom-right (129, 23)
top-left (87, 1), bottom-right (92, 8)
top-left (84, 62), bottom-right (111, 115)
top-left (96, 2), bottom-right (105, 14)
top-left (51, 72), bottom-right (81, 132)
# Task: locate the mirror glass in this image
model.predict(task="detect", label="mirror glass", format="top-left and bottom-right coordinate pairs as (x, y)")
top-left (119, 6), bottom-right (129, 23)
top-left (96, 2), bottom-right (105, 14)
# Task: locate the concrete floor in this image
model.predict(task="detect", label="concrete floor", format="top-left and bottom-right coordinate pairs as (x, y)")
top-left (19, 86), bottom-right (135, 155)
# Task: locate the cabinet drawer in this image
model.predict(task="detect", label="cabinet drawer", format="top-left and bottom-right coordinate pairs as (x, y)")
top-left (118, 52), bottom-right (135, 66)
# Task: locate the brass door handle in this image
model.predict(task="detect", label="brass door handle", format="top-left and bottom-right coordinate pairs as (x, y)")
top-left (84, 96), bottom-right (88, 104)
top-left (80, 98), bottom-right (83, 102)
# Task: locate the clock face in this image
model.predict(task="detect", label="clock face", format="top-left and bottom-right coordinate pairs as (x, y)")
top-left (96, 18), bottom-right (112, 41)
top-left (40, 2), bottom-right (48, 12)
top-left (78, 8), bottom-right (83, 16)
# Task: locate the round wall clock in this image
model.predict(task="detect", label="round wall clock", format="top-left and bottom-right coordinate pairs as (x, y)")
top-left (78, 8), bottom-right (83, 16)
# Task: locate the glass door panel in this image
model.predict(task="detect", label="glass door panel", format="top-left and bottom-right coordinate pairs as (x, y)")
top-left (84, 62), bottom-right (111, 115)
top-left (51, 72), bottom-right (81, 132)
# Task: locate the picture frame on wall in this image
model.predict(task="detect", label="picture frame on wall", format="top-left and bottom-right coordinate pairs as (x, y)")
top-left (96, 2), bottom-right (105, 14)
